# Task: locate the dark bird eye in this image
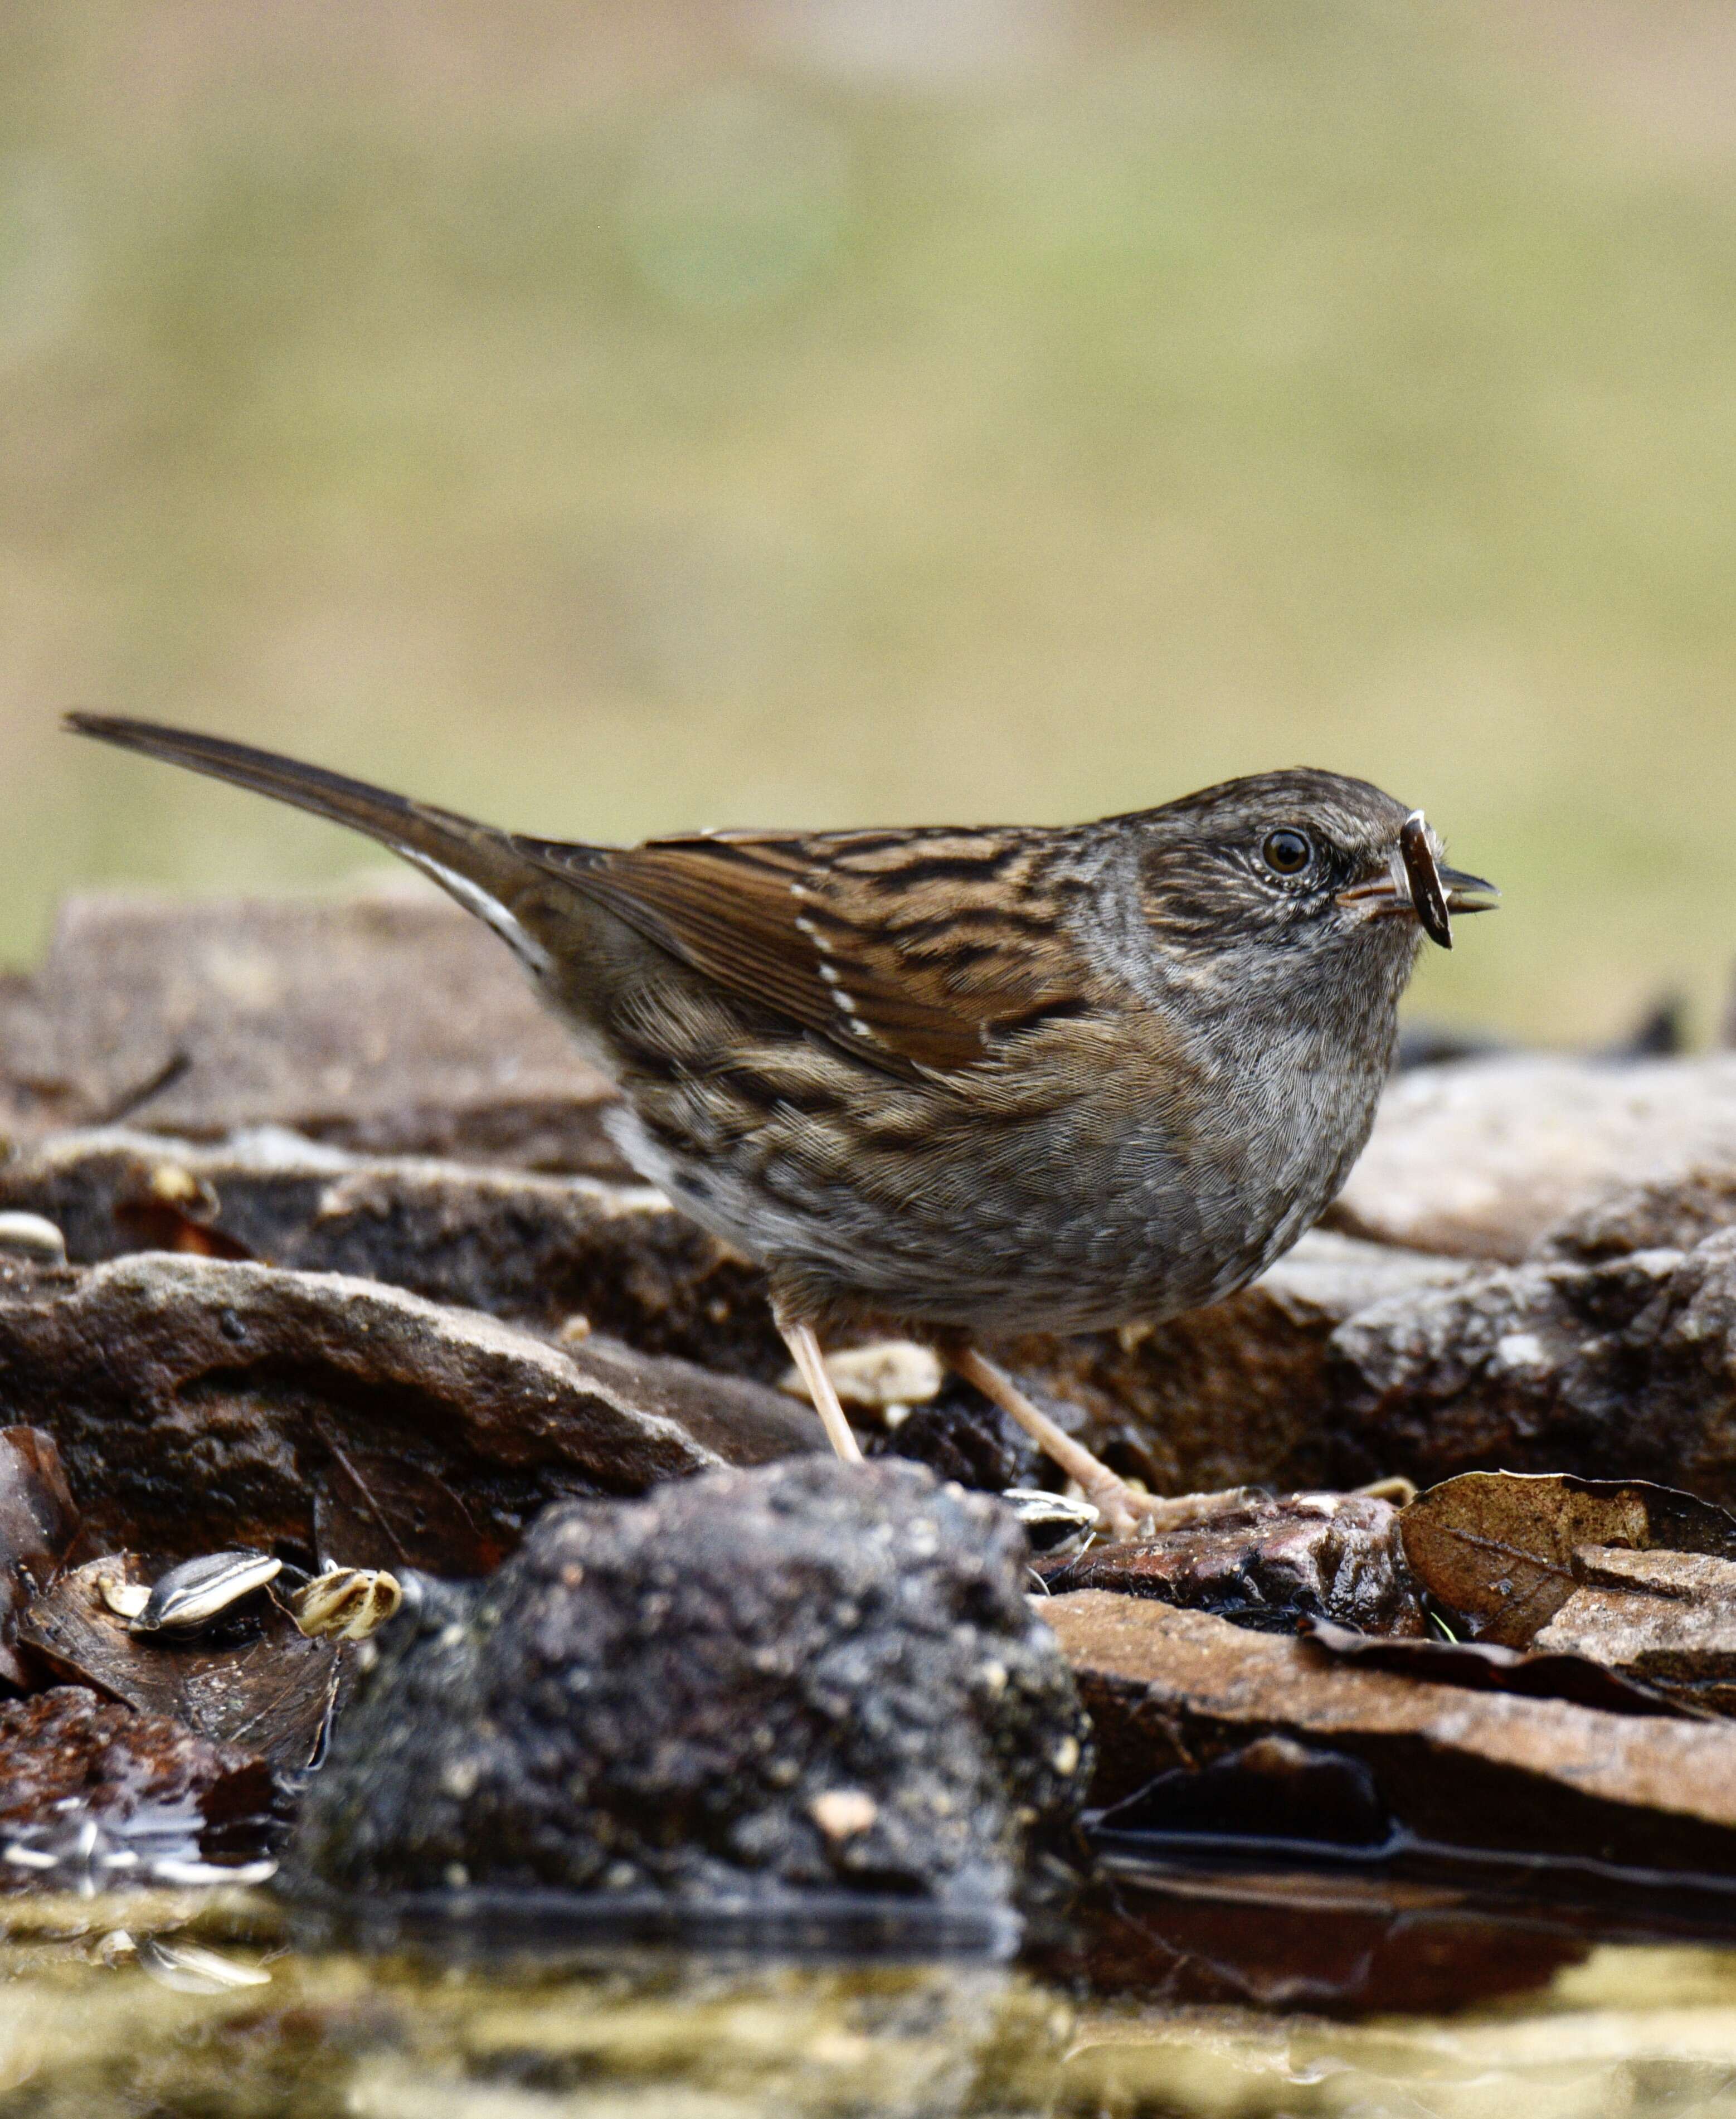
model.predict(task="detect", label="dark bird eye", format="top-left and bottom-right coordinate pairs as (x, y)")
top-left (1262, 828), bottom-right (1312, 877)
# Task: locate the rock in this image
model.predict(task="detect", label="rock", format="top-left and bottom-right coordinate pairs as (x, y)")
top-left (1326, 1228), bottom-right (1736, 1505)
top-left (1048, 1591), bottom-right (1736, 1872)
top-left (0, 1253), bottom-right (818, 1564)
top-left (1037, 1493), bottom-right (1426, 1636)
top-left (289, 1457), bottom-right (1090, 1915)
top-left (1539, 1162), bottom-right (1736, 1262)
top-left (1534, 1546), bottom-right (1736, 1715)
top-left (872, 1394), bottom-right (1050, 1494)
top-left (0, 1686), bottom-right (274, 1887)
top-left (0, 891), bottom-right (627, 1174)
top-left (0, 1125), bottom-right (785, 1374)
top-left (1325, 1055), bottom-right (1736, 1262)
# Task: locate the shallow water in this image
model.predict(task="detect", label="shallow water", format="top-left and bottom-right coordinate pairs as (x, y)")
top-left (8, 1868), bottom-right (1736, 2118)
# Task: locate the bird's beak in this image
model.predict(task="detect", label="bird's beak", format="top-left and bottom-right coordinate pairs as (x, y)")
top-left (1337, 810), bottom-right (1499, 951)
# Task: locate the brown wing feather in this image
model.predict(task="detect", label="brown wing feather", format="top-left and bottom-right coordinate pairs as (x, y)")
top-left (531, 827), bottom-right (1088, 1074)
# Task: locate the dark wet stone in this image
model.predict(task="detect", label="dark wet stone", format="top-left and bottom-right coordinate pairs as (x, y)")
top-left (1037, 1493), bottom-right (1426, 1637)
top-left (0, 1253), bottom-right (818, 1565)
top-left (289, 1457), bottom-right (1090, 1914)
top-left (0, 891), bottom-right (627, 1173)
top-left (871, 1391), bottom-right (1049, 1494)
top-left (0, 1685), bottom-right (273, 1874)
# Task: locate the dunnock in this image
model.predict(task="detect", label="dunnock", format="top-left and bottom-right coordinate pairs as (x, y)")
top-left (67, 716), bottom-right (1495, 1536)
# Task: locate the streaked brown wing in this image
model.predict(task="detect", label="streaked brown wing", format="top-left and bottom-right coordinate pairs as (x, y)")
top-left (532, 827), bottom-right (1087, 1073)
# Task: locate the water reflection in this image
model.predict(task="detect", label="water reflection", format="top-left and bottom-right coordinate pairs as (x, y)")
top-left (4, 1879), bottom-right (1736, 2115)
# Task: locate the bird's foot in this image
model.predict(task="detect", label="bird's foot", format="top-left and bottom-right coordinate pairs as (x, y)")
top-left (945, 1345), bottom-right (1151, 1543)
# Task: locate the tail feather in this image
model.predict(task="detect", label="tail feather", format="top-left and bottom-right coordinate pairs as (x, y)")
top-left (65, 713), bottom-right (558, 974)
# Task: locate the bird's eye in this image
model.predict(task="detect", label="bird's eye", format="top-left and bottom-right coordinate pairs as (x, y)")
top-left (1262, 828), bottom-right (1312, 877)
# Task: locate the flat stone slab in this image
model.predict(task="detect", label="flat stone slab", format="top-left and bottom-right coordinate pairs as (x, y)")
top-left (1327, 1054), bottom-right (1736, 1262)
top-left (0, 891), bottom-right (626, 1173)
top-left (1037, 1493), bottom-right (1424, 1636)
top-left (0, 1252), bottom-right (818, 1562)
top-left (0, 1125), bottom-right (782, 1374)
top-left (1537, 1547), bottom-right (1736, 1710)
top-left (1047, 1590), bottom-right (1736, 1872)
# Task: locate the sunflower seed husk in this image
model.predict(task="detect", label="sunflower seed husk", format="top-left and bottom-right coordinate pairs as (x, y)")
top-left (1000, 1489), bottom-right (1100, 1556)
top-left (130, 1550), bottom-right (281, 1635)
top-left (0, 1212), bottom-right (67, 1265)
top-left (291, 1565), bottom-right (402, 1642)
top-left (135, 1938), bottom-right (271, 1993)
top-left (95, 1568), bottom-right (150, 1622)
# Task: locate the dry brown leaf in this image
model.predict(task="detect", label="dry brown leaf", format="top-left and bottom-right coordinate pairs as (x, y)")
top-left (1399, 1472), bottom-right (1736, 1647)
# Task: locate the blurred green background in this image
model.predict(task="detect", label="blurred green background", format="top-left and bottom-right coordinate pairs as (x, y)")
top-left (4, 0), bottom-right (1734, 1040)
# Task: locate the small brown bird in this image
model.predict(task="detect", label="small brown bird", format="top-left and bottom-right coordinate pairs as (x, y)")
top-left (67, 716), bottom-right (1495, 1536)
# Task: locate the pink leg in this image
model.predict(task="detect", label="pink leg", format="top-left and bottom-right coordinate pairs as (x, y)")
top-left (778, 1317), bottom-right (864, 1464)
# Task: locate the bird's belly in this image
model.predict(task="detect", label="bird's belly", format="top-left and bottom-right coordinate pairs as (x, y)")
top-left (604, 1093), bottom-right (1355, 1337)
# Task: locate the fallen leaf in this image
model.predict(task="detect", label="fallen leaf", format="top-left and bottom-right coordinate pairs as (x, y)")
top-left (17, 1556), bottom-right (339, 1772)
top-left (0, 1428), bottom-right (80, 1688)
top-left (1400, 1471), bottom-right (1736, 1647)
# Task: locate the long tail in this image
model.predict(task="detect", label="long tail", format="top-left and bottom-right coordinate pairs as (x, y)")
top-left (66, 713), bottom-right (561, 975)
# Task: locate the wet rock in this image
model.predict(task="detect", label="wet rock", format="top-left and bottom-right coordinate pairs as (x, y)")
top-left (290, 1457), bottom-right (1090, 1914)
top-left (1326, 1228), bottom-right (1736, 1506)
top-left (1049, 1591), bottom-right (1736, 1872)
top-left (872, 1393), bottom-right (1050, 1494)
top-left (0, 891), bottom-right (626, 1173)
top-left (0, 1126), bottom-right (785, 1373)
top-left (20, 1557), bottom-right (339, 1772)
top-left (0, 1253), bottom-right (817, 1564)
top-left (1038, 1493), bottom-right (1426, 1636)
top-left (0, 1685), bottom-right (274, 1884)
top-left (1534, 1547), bottom-right (1736, 1715)
top-left (1325, 1054), bottom-right (1736, 1262)
top-left (0, 1427), bottom-right (80, 1687)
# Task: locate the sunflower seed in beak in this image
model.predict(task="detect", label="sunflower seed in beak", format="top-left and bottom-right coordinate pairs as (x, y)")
top-left (1399, 811), bottom-right (1454, 949)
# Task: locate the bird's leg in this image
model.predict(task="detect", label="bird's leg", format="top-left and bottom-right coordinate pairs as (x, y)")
top-left (946, 1347), bottom-right (1149, 1543)
top-left (777, 1316), bottom-right (864, 1464)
